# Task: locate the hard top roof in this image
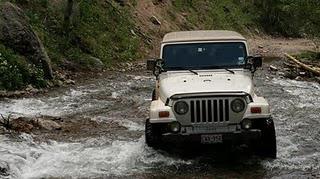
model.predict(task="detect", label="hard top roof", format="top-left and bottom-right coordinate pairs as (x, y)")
top-left (162, 30), bottom-right (246, 43)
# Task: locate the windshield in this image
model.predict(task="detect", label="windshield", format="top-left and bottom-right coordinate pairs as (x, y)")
top-left (162, 42), bottom-right (247, 70)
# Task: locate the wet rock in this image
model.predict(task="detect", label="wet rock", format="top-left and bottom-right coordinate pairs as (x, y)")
top-left (54, 80), bottom-right (64, 87)
top-left (269, 65), bottom-right (278, 71)
top-left (299, 71), bottom-right (307, 76)
top-left (0, 2), bottom-right (53, 79)
top-left (65, 79), bottom-right (76, 85)
top-left (278, 72), bottom-right (285, 76)
top-left (295, 76), bottom-right (304, 81)
top-left (25, 84), bottom-right (39, 93)
top-left (150, 15), bottom-right (161, 25)
top-left (283, 71), bottom-right (298, 79)
top-left (11, 117), bottom-right (34, 133)
top-left (36, 118), bottom-right (62, 131)
top-left (0, 126), bottom-right (7, 133)
top-left (89, 56), bottom-right (104, 68)
top-left (46, 81), bottom-right (54, 88)
top-left (10, 117), bottom-right (62, 132)
top-left (0, 161), bottom-right (9, 177)
top-left (283, 68), bottom-right (291, 71)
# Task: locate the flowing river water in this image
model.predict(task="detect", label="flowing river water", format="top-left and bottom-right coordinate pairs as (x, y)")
top-left (0, 63), bottom-right (320, 178)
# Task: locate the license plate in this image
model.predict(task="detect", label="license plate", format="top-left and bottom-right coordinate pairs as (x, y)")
top-left (201, 134), bottom-right (223, 144)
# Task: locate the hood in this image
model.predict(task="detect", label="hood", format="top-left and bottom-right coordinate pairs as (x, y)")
top-left (159, 70), bottom-right (253, 101)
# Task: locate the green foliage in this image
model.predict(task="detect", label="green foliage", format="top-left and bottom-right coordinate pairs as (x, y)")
top-left (0, 44), bottom-right (46, 90)
top-left (72, 0), bottom-right (140, 64)
top-left (171, 0), bottom-right (320, 37)
top-left (296, 51), bottom-right (320, 63)
top-left (171, 0), bottom-right (257, 33)
top-left (255, 0), bottom-right (320, 37)
top-left (10, 0), bottom-right (140, 67)
top-left (1, 0), bottom-right (141, 90)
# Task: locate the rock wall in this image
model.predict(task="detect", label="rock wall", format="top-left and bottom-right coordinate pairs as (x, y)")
top-left (0, 2), bottom-right (53, 79)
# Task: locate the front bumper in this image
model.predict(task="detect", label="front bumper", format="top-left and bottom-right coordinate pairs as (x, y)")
top-left (162, 129), bottom-right (261, 145)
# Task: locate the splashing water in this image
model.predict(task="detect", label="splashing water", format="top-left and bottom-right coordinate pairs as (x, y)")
top-left (0, 134), bottom-right (190, 179)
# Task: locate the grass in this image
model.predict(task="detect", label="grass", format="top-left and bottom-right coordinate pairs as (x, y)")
top-left (170, 0), bottom-right (258, 34)
top-left (296, 51), bottom-right (320, 63)
top-left (0, 44), bottom-right (46, 90)
top-left (19, 0), bottom-right (141, 66)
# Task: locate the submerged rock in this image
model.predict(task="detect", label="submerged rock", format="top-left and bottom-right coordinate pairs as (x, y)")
top-left (11, 117), bottom-right (34, 133)
top-left (0, 2), bottom-right (53, 79)
top-left (0, 160), bottom-right (9, 177)
top-left (36, 118), bottom-right (62, 131)
top-left (0, 126), bottom-right (7, 133)
top-left (10, 117), bottom-right (62, 133)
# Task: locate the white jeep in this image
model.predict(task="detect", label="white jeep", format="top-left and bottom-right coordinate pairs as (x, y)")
top-left (146, 30), bottom-right (276, 158)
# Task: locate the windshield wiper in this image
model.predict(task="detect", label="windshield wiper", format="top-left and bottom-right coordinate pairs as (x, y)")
top-left (225, 68), bottom-right (235, 74)
top-left (188, 69), bottom-right (198, 75)
top-left (169, 67), bottom-right (198, 75)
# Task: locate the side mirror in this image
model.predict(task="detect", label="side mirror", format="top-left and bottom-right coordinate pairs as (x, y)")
top-left (252, 56), bottom-right (262, 68)
top-left (146, 59), bottom-right (156, 71)
top-left (246, 56), bottom-right (262, 73)
top-left (146, 59), bottom-right (164, 78)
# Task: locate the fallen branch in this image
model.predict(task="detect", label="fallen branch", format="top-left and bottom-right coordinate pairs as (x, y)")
top-left (284, 53), bottom-right (320, 76)
top-left (0, 114), bottom-right (12, 129)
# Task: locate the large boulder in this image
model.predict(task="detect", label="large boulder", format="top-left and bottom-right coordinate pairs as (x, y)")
top-left (0, 2), bottom-right (53, 79)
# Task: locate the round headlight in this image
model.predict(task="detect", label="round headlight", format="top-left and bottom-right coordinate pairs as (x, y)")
top-left (174, 101), bottom-right (189, 115)
top-left (231, 99), bottom-right (245, 113)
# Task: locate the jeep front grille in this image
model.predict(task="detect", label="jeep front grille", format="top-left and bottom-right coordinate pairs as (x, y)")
top-left (190, 99), bottom-right (229, 123)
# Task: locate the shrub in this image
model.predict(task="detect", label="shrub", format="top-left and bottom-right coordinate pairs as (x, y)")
top-left (0, 44), bottom-right (46, 90)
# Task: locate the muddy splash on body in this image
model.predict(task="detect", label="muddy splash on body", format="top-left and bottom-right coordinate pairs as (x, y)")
top-left (1, 68), bottom-right (320, 178)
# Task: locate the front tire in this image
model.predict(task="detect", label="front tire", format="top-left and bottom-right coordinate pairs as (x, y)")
top-left (151, 89), bottom-right (157, 101)
top-left (255, 118), bottom-right (277, 158)
top-left (145, 119), bottom-right (162, 148)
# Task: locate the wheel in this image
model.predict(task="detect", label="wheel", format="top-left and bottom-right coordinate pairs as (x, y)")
top-left (151, 89), bottom-right (157, 101)
top-left (255, 118), bottom-right (277, 158)
top-left (145, 119), bottom-right (162, 148)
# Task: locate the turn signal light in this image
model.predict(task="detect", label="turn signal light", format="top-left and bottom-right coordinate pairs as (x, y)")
top-left (251, 107), bottom-right (262, 113)
top-left (159, 111), bottom-right (170, 118)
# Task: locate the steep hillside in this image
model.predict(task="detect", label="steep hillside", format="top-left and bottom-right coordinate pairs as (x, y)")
top-left (0, 0), bottom-right (319, 90)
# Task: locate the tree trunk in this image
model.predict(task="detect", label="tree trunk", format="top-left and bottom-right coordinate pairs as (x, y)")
top-left (284, 53), bottom-right (320, 76)
top-left (64, 0), bottom-right (74, 34)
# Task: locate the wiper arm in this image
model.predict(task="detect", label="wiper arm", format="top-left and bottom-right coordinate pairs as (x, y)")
top-left (225, 68), bottom-right (235, 74)
top-left (188, 69), bottom-right (198, 75)
top-left (171, 67), bottom-right (198, 75)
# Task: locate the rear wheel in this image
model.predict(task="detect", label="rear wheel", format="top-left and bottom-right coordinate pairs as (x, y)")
top-left (255, 118), bottom-right (277, 158)
top-left (145, 119), bottom-right (162, 148)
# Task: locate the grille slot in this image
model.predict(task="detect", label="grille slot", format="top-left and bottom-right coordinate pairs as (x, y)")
top-left (190, 99), bottom-right (230, 123)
